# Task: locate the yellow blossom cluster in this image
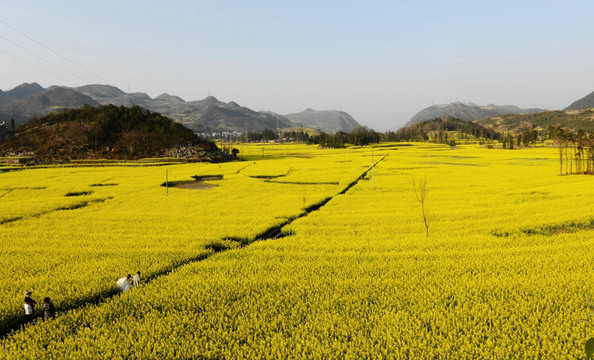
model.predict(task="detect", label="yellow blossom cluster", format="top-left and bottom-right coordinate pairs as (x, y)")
top-left (1, 143), bottom-right (593, 358)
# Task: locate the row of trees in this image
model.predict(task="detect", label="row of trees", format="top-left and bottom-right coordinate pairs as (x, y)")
top-left (244, 119), bottom-right (502, 148)
top-left (551, 126), bottom-right (594, 175)
top-left (500, 129), bottom-right (540, 149)
top-left (244, 126), bottom-right (381, 148)
top-left (314, 127), bottom-right (381, 148)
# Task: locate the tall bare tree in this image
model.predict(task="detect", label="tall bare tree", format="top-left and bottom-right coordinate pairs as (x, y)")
top-left (411, 177), bottom-right (429, 238)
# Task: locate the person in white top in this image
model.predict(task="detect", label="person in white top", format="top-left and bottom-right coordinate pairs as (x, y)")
top-left (117, 274), bottom-right (131, 293)
top-left (24, 291), bottom-right (35, 323)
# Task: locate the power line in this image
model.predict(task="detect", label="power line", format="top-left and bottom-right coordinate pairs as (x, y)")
top-left (38, 0), bottom-right (107, 52)
top-left (0, 47), bottom-right (76, 86)
top-left (0, 17), bottom-right (112, 85)
top-left (16, 2), bottom-right (163, 96)
top-left (16, 1), bottom-right (106, 64)
top-left (0, 34), bottom-right (92, 84)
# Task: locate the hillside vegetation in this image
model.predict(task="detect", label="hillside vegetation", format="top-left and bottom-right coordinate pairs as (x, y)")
top-left (475, 109), bottom-right (594, 133)
top-left (384, 117), bottom-right (500, 144)
top-left (0, 105), bottom-right (216, 163)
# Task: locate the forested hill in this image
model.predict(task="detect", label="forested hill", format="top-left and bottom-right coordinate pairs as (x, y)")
top-left (0, 105), bottom-right (217, 163)
top-left (384, 117), bottom-right (501, 142)
top-left (475, 109), bottom-right (594, 133)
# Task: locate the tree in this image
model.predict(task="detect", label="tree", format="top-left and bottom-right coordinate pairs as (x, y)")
top-left (411, 177), bottom-right (429, 238)
top-left (10, 118), bottom-right (14, 131)
top-left (554, 127), bottom-right (567, 176)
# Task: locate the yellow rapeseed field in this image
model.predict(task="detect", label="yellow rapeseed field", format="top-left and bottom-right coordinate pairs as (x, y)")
top-left (1, 142), bottom-right (593, 359)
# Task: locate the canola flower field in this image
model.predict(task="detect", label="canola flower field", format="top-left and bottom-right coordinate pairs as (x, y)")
top-left (1, 142), bottom-right (594, 358)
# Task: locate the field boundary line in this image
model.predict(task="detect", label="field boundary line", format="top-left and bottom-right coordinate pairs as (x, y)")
top-left (1, 154), bottom-right (388, 338)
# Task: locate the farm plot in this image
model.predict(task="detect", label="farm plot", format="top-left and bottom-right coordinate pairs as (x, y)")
top-left (2, 144), bottom-right (594, 358)
top-left (0, 147), bottom-right (372, 335)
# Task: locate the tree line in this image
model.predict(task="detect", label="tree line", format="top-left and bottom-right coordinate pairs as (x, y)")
top-left (550, 125), bottom-right (594, 175)
top-left (244, 126), bottom-right (381, 148)
top-left (380, 118), bottom-right (501, 145)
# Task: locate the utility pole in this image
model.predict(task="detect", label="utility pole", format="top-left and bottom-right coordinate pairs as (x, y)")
top-left (303, 190), bottom-right (306, 211)
top-left (276, 116), bottom-right (281, 143)
top-left (371, 148), bottom-right (375, 188)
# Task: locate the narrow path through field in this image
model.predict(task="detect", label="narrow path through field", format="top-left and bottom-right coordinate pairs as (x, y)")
top-left (1, 154), bottom-right (388, 338)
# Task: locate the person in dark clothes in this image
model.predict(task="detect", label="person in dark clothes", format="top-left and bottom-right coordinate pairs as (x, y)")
top-left (42, 297), bottom-right (56, 320)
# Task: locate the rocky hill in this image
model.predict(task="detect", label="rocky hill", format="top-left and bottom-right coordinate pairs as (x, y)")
top-left (285, 109), bottom-right (361, 133)
top-left (565, 91), bottom-right (594, 110)
top-left (406, 102), bottom-right (545, 127)
top-left (0, 86), bottom-right (100, 125)
top-left (0, 83), bottom-right (361, 133)
top-left (5, 82), bottom-right (44, 99)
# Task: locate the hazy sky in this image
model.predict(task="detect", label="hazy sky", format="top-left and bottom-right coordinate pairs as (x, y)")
top-left (2, 1), bottom-right (593, 130)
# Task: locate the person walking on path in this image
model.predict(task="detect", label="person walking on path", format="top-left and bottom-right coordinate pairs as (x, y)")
top-left (117, 274), bottom-right (131, 293)
top-left (131, 271), bottom-right (141, 287)
top-left (24, 291), bottom-right (36, 323)
top-left (42, 297), bottom-right (56, 320)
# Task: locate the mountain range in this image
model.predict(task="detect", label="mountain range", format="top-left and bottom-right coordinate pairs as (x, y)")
top-left (0, 83), bottom-right (362, 133)
top-left (406, 102), bottom-right (546, 127)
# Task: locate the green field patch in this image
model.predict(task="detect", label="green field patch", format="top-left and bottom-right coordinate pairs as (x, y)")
top-left (511, 158), bottom-right (549, 161)
top-left (493, 218), bottom-right (594, 237)
top-left (89, 183), bottom-right (119, 187)
top-left (372, 144), bottom-right (412, 149)
top-left (65, 191), bottom-right (94, 197)
top-left (264, 180), bottom-right (340, 185)
top-left (0, 186), bottom-right (46, 191)
top-left (424, 161), bottom-right (484, 167)
top-left (167, 181), bottom-right (218, 190)
top-left (55, 198), bottom-right (111, 211)
top-left (0, 216), bottom-right (24, 225)
top-left (191, 174), bottom-right (224, 181)
top-left (204, 239), bottom-right (242, 253)
top-left (522, 218), bottom-right (594, 236)
top-left (162, 175), bottom-right (223, 190)
top-left (250, 174), bottom-right (286, 179)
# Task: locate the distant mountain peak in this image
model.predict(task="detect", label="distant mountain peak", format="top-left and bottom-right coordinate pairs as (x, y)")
top-left (5, 82), bottom-right (45, 99)
top-left (75, 84), bottom-right (126, 99)
top-left (565, 91), bottom-right (594, 110)
top-left (155, 93), bottom-right (185, 103)
top-left (286, 109), bottom-right (361, 133)
top-left (406, 102), bottom-right (546, 127)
